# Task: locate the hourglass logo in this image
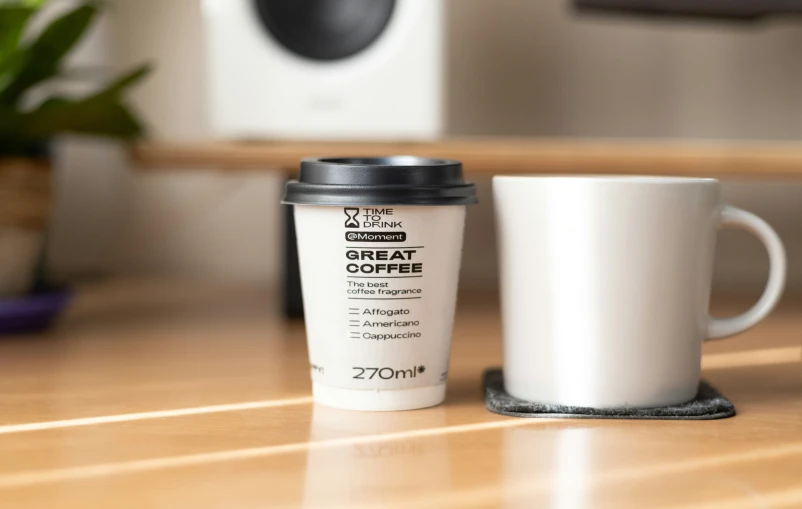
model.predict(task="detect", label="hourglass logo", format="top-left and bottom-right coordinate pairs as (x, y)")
top-left (344, 208), bottom-right (360, 228)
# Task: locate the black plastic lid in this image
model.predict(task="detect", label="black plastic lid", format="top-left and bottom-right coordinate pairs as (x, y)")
top-left (282, 156), bottom-right (478, 206)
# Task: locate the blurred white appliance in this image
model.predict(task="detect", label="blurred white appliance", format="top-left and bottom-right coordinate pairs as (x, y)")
top-left (202, 0), bottom-right (444, 140)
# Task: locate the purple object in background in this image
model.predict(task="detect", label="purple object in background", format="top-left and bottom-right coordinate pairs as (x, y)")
top-left (0, 288), bottom-right (72, 335)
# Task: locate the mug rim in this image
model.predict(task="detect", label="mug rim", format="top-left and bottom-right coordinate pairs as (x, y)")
top-left (493, 175), bottom-right (718, 185)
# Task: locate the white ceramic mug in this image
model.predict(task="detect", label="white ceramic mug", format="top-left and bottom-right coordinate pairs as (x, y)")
top-left (494, 176), bottom-right (786, 409)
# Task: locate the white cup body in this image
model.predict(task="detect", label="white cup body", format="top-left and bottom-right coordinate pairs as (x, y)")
top-left (494, 176), bottom-right (722, 408)
top-left (295, 204), bottom-right (466, 410)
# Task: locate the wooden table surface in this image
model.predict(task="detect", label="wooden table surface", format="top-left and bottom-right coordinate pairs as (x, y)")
top-left (0, 280), bottom-right (801, 509)
top-left (133, 137), bottom-right (802, 178)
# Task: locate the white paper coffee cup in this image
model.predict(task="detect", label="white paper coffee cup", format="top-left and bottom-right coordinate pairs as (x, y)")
top-left (283, 157), bottom-right (477, 411)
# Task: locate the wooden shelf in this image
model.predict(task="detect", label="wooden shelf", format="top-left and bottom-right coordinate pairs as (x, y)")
top-left (133, 137), bottom-right (802, 178)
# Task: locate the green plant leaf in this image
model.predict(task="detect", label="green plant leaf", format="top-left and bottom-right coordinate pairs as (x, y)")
top-left (15, 64), bottom-right (153, 138)
top-left (0, 1), bottom-right (47, 7)
top-left (0, 7), bottom-right (36, 62)
top-left (0, 63), bottom-right (153, 146)
top-left (1, 94), bottom-right (145, 140)
top-left (0, 2), bottom-right (42, 84)
top-left (89, 64), bottom-right (151, 100)
top-left (0, 4), bottom-right (98, 107)
top-left (0, 2), bottom-right (151, 152)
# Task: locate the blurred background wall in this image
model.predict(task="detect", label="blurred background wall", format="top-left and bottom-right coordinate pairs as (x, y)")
top-left (449, 0), bottom-right (802, 294)
top-left (49, 0), bottom-right (802, 295)
top-left (44, 1), bottom-right (128, 277)
top-left (50, 0), bottom-right (284, 283)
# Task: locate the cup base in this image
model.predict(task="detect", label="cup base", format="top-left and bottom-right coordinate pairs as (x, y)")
top-left (312, 383), bottom-right (446, 411)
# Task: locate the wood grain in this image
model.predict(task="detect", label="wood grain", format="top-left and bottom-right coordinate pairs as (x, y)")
top-left (133, 137), bottom-right (802, 178)
top-left (0, 279), bottom-right (800, 508)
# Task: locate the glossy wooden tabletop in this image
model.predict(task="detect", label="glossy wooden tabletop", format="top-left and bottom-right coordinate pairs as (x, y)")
top-left (0, 280), bottom-right (800, 509)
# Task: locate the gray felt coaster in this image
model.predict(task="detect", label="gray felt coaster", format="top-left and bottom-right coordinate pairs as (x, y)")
top-left (484, 369), bottom-right (735, 420)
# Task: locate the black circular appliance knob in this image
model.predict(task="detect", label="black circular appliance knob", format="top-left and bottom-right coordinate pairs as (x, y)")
top-left (253, 0), bottom-right (396, 61)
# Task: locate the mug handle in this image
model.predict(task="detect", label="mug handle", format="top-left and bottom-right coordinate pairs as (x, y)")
top-left (707, 205), bottom-right (787, 340)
